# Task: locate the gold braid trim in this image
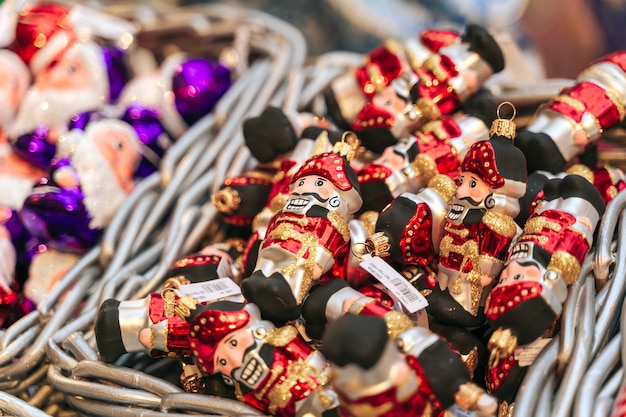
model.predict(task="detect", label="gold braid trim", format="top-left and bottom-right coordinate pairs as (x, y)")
top-left (266, 361), bottom-right (328, 413)
top-left (383, 310), bottom-right (414, 340)
top-left (566, 164), bottom-right (594, 184)
top-left (267, 223), bottom-right (319, 304)
top-left (548, 250), bottom-right (581, 285)
top-left (264, 326), bottom-right (298, 347)
top-left (440, 236), bottom-right (483, 316)
top-left (411, 153), bottom-right (438, 183)
top-left (327, 210), bottom-right (351, 242)
top-left (482, 211), bottom-right (517, 238)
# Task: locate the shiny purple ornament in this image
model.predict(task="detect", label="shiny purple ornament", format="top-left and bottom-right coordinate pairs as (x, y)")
top-left (11, 125), bottom-right (56, 171)
top-left (172, 58), bottom-right (232, 126)
top-left (19, 160), bottom-right (101, 254)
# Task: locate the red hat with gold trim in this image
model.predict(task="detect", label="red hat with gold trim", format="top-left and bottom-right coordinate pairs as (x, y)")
top-left (355, 41), bottom-right (406, 98)
top-left (461, 103), bottom-right (526, 194)
top-left (188, 301), bottom-right (255, 375)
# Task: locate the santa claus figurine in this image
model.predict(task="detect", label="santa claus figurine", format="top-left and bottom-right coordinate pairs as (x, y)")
top-left (515, 51), bottom-right (626, 174)
top-left (10, 31), bottom-right (131, 170)
top-left (13, 119), bottom-right (142, 304)
top-left (0, 49), bottom-right (47, 210)
top-left (240, 134), bottom-right (362, 323)
top-left (484, 174), bottom-right (605, 408)
top-left (321, 313), bottom-right (497, 417)
top-left (430, 103), bottom-right (527, 330)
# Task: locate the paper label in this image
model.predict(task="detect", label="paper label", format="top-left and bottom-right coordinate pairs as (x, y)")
top-left (514, 338), bottom-right (552, 367)
top-left (175, 278), bottom-right (242, 303)
top-left (360, 254), bottom-right (428, 313)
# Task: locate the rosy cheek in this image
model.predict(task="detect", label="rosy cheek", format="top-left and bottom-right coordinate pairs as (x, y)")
top-left (470, 189), bottom-right (483, 200)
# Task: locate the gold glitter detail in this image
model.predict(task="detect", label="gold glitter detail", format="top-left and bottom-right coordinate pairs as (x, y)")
top-left (483, 212), bottom-right (517, 238)
top-left (427, 174), bottom-right (456, 206)
top-left (269, 194), bottom-right (288, 213)
top-left (163, 320), bottom-right (169, 352)
top-left (580, 66), bottom-right (625, 120)
top-left (498, 400), bottom-right (514, 417)
top-left (423, 54), bottom-right (447, 81)
top-left (553, 94), bottom-right (586, 112)
top-left (488, 328), bottom-right (518, 368)
top-left (264, 325), bottom-right (298, 347)
top-left (383, 310), bottom-right (413, 339)
top-left (265, 361), bottom-right (328, 414)
top-left (548, 250), bottom-right (581, 285)
top-left (411, 153), bottom-right (438, 183)
top-left (212, 187), bottom-right (241, 215)
top-left (327, 210), bottom-right (351, 242)
top-left (461, 346), bottom-right (479, 379)
top-left (313, 130), bottom-right (332, 156)
top-left (366, 231), bottom-right (391, 258)
top-left (439, 235), bottom-right (482, 315)
top-left (332, 131), bottom-right (360, 162)
top-left (162, 288), bottom-right (176, 318)
top-left (566, 164), bottom-right (594, 184)
top-left (422, 120), bottom-right (448, 140)
top-left (358, 211), bottom-right (379, 235)
top-left (267, 223), bottom-right (319, 304)
top-left (415, 97), bottom-right (441, 122)
top-left (175, 295), bottom-right (198, 319)
top-left (523, 215), bottom-right (561, 237)
top-left (163, 275), bottom-right (190, 290)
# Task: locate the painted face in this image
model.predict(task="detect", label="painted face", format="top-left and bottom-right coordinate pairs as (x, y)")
top-left (35, 47), bottom-right (93, 92)
top-left (447, 172), bottom-right (492, 224)
top-left (92, 125), bottom-right (140, 193)
top-left (284, 175), bottom-right (341, 214)
top-left (496, 261), bottom-right (544, 287)
top-left (214, 328), bottom-right (255, 378)
top-left (372, 85), bottom-right (407, 116)
top-left (373, 146), bottom-right (409, 171)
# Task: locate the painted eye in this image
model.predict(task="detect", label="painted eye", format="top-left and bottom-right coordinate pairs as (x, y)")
top-left (315, 179), bottom-right (324, 187)
top-left (67, 65), bottom-right (77, 74)
top-left (298, 179), bottom-right (305, 187)
top-left (219, 358), bottom-right (227, 367)
top-left (514, 273), bottom-right (523, 280)
top-left (229, 339), bottom-right (237, 347)
top-left (114, 141), bottom-right (123, 150)
top-left (470, 180), bottom-right (477, 188)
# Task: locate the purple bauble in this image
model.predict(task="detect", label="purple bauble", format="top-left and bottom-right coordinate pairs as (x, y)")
top-left (11, 125), bottom-right (56, 171)
top-left (171, 58), bottom-right (232, 127)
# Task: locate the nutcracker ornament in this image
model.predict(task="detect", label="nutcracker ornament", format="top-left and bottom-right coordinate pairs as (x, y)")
top-left (515, 51), bottom-right (626, 173)
top-left (356, 112), bottom-right (490, 213)
top-left (324, 24), bottom-right (497, 134)
top-left (96, 251), bottom-right (244, 363)
top-left (484, 174), bottom-right (605, 406)
top-left (240, 134), bottom-right (362, 323)
top-left (322, 313), bottom-right (497, 417)
top-left (430, 103), bottom-right (526, 329)
top-left (369, 174), bottom-right (456, 269)
top-left (98, 298), bottom-right (342, 417)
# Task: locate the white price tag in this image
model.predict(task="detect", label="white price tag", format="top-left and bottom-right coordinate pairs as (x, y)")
top-left (360, 254), bottom-right (428, 313)
top-left (175, 278), bottom-right (242, 303)
top-left (514, 338), bottom-right (552, 367)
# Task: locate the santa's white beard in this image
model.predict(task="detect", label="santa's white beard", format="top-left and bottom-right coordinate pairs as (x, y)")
top-left (71, 135), bottom-right (131, 229)
top-left (0, 88), bottom-right (17, 132)
top-left (10, 85), bottom-right (104, 136)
